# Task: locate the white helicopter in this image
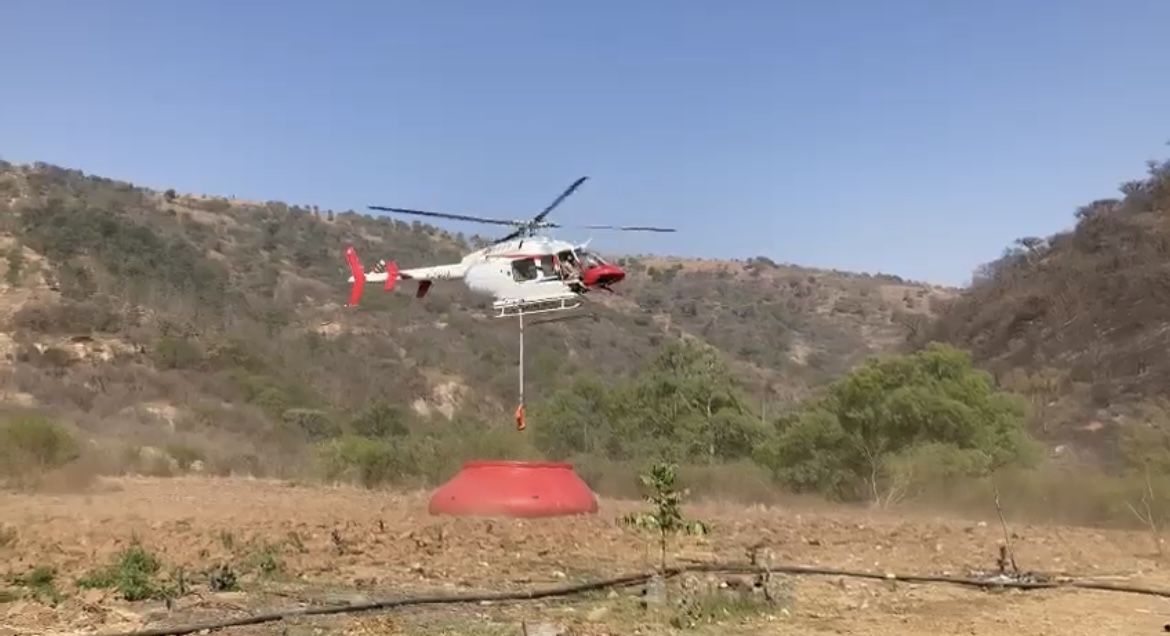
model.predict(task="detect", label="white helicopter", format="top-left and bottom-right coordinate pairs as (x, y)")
top-left (344, 176), bottom-right (676, 318)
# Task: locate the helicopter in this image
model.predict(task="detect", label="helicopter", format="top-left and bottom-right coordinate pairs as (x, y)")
top-left (344, 176), bottom-right (676, 318)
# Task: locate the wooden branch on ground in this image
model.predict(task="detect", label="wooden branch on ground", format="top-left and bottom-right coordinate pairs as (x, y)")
top-left (91, 561), bottom-right (1170, 636)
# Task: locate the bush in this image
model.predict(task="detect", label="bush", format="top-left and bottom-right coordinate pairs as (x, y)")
top-left (755, 343), bottom-right (1041, 503)
top-left (77, 543), bottom-right (174, 601)
top-left (164, 443), bottom-right (205, 471)
top-left (0, 415), bottom-right (80, 481)
top-left (314, 435), bottom-right (415, 488)
top-left (11, 301), bottom-right (123, 334)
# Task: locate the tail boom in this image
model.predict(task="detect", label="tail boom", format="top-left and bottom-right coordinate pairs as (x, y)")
top-left (344, 246), bottom-right (460, 306)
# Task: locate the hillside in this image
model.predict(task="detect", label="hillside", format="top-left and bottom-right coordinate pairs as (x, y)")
top-left (925, 155), bottom-right (1170, 460)
top-left (0, 159), bottom-right (952, 472)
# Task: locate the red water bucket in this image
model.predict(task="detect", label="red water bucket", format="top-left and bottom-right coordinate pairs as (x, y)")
top-left (428, 460), bottom-right (599, 518)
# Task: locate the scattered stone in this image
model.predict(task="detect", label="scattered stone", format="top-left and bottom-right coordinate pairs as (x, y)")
top-left (586, 605), bottom-right (610, 621)
top-left (525, 622), bottom-right (566, 636)
top-left (322, 592), bottom-right (370, 605)
top-left (209, 591), bottom-right (248, 604)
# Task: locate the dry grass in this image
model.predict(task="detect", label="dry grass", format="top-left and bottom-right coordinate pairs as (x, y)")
top-left (0, 477), bottom-right (1168, 635)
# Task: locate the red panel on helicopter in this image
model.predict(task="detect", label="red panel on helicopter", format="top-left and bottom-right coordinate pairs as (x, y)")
top-left (581, 264), bottom-right (626, 288)
top-left (344, 246), bottom-right (366, 307)
top-left (428, 460), bottom-right (598, 518)
top-left (384, 261), bottom-right (399, 292)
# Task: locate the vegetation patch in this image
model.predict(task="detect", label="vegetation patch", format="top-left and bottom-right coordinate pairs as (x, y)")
top-left (77, 542), bottom-right (176, 601)
top-left (0, 414), bottom-right (82, 490)
top-left (9, 566), bottom-right (64, 605)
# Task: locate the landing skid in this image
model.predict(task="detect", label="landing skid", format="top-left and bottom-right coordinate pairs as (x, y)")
top-left (493, 295), bottom-right (583, 319)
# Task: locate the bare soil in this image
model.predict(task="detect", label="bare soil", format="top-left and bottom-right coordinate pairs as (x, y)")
top-left (1, 477), bottom-right (1168, 635)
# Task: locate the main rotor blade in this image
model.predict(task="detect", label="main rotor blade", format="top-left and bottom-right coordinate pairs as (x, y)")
top-left (532, 176), bottom-right (589, 224)
top-left (367, 205), bottom-right (520, 227)
top-left (549, 223), bottom-right (677, 233)
top-left (492, 228), bottom-right (524, 244)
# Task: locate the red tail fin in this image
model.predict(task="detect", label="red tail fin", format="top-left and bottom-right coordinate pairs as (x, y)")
top-left (385, 261), bottom-right (399, 292)
top-left (344, 246), bottom-right (366, 307)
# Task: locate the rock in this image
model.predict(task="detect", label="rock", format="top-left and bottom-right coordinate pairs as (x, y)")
top-left (109, 607), bottom-right (146, 625)
top-left (3, 601), bottom-right (29, 619)
top-left (587, 606), bottom-right (610, 621)
top-left (642, 574), bottom-right (666, 608)
top-left (209, 591), bottom-right (248, 604)
top-left (525, 622), bottom-right (565, 636)
top-left (144, 607), bottom-right (171, 622)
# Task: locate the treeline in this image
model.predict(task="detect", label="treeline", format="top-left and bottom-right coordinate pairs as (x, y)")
top-left (10, 329), bottom-right (1045, 510)
top-left (306, 338), bottom-right (1041, 505)
top-left (7, 323), bottom-right (1170, 529)
top-left (531, 339), bottom-right (1040, 504)
top-left (307, 336), bottom-right (1170, 531)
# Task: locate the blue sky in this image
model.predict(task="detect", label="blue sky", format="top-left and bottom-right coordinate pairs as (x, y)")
top-left (3, 0), bottom-right (1168, 286)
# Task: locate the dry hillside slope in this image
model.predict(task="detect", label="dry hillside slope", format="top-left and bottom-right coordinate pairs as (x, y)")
top-left (0, 159), bottom-right (951, 468)
top-left (925, 155), bottom-right (1170, 458)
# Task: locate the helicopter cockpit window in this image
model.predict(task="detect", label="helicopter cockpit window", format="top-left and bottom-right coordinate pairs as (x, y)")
top-left (577, 250), bottom-right (608, 268)
top-left (512, 258), bottom-right (539, 282)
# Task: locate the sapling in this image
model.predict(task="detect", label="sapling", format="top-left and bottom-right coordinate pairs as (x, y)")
top-left (620, 461), bottom-right (709, 573)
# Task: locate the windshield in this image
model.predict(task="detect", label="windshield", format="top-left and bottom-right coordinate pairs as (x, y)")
top-left (577, 249), bottom-right (608, 268)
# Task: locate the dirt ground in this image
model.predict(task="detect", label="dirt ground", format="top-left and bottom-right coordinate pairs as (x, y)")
top-left (1, 476), bottom-right (1169, 635)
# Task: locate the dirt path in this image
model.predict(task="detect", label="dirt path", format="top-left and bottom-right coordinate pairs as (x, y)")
top-left (0, 477), bottom-right (1167, 635)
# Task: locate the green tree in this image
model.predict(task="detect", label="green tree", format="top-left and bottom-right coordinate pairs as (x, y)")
top-left (349, 401), bottom-right (410, 438)
top-left (757, 343), bottom-right (1039, 502)
top-left (532, 340), bottom-right (768, 464)
top-left (0, 415), bottom-right (80, 482)
top-left (625, 340), bottom-right (766, 462)
top-left (531, 374), bottom-right (613, 459)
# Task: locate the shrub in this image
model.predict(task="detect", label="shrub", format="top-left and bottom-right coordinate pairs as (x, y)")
top-left (77, 542), bottom-right (174, 601)
top-left (0, 415), bottom-right (80, 484)
top-left (755, 343), bottom-right (1041, 503)
top-left (314, 435), bottom-right (414, 488)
